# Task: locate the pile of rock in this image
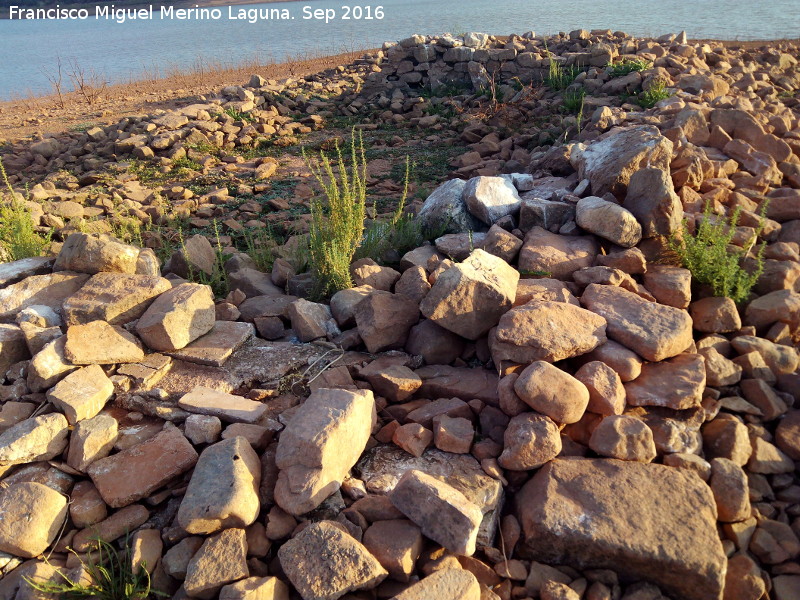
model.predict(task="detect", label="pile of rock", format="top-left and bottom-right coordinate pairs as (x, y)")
top-left (1, 28), bottom-right (800, 600)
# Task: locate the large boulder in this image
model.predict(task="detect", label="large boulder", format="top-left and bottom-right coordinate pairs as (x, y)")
top-left (54, 233), bottom-right (140, 274)
top-left (581, 284), bottom-right (693, 362)
top-left (623, 168), bottom-right (683, 237)
top-left (275, 388), bottom-right (375, 515)
top-left (517, 458), bottom-right (726, 600)
top-left (0, 482), bottom-right (68, 558)
top-left (62, 273), bottom-right (171, 326)
top-left (354, 291), bottom-right (419, 353)
top-left (570, 125), bottom-right (673, 198)
top-left (420, 249), bottom-right (518, 340)
top-left (490, 300), bottom-right (606, 364)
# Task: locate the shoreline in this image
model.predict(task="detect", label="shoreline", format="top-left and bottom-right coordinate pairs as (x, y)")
top-left (1, 36), bottom-right (797, 143)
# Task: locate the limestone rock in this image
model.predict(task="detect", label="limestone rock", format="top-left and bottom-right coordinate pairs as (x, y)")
top-left (570, 125), bottom-right (673, 198)
top-left (278, 521), bottom-right (387, 600)
top-left (518, 227), bottom-right (598, 280)
top-left (418, 179), bottom-right (479, 234)
top-left (65, 321), bottom-right (144, 365)
top-left (54, 233), bottom-right (140, 274)
top-left (514, 361), bottom-right (589, 424)
top-left (0, 482), bottom-right (68, 558)
top-left (178, 436), bottom-right (261, 534)
top-left (184, 528), bottom-right (249, 600)
top-left (517, 458), bottom-right (726, 600)
top-left (47, 364), bottom-right (114, 424)
top-left (464, 176), bottom-right (522, 225)
top-left (624, 353), bottom-right (706, 409)
top-left (581, 284), bottom-right (693, 362)
top-left (390, 469), bottom-right (483, 556)
top-left (576, 196), bottom-right (642, 247)
top-left (420, 249), bottom-right (518, 340)
top-left (275, 388), bottom-right (376, 515)
top-left (490, 300), bottom-right (606, 364)
top-left (0, 413), bottom-right (69, 466)
top-left (26, 336), bottom-right (77, 392)
top-left (62, 273), bottom-right (171, 326)
top-left (87, 424), bottom-right (198, 507)
top-left (136, 283), bottom-right (215, 351)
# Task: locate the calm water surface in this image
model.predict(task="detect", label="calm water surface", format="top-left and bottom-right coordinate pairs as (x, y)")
top-left (0, 0), bottom-right (797, 100)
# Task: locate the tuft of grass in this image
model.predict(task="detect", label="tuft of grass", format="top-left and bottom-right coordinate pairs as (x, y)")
top-left (544, 42), bottom-right (580, 91)
top-left (0, 157), bottom-right (51, 261)
top-left (608, 58), bottom-right (652, 77)
top-left (242, 225), bottom-right (281, 272)
top-left (24, 538), bottom-right (162, 600)
top-left (670, 202), bottom-right (768, 303)
top-left (637, 81), bottom-right (672, 108)
top-left (219, 106), bottom-right (255, 123)
top-left (178, 220), bottom-right (231, 298)
top-left (562, 89), bottom-right (586, 113)
top-left (305, 130), bottom-right (368, 299)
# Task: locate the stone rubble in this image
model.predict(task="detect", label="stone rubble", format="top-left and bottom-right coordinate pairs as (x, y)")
top-left (0, 26), bottom-right (799, 600)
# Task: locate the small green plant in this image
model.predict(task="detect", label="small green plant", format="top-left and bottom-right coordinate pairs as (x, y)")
top-left (0, 157), bottom-right (51, 261)
top-left (544, 41), bottom-right (580, 91)
top-left (608, 58), bottom-right (651, 77)
top-left (637, 81), bottom-right (672, 108)
top-left (562, 89), bottom-right (586, 113)
top-left (305, 130), bottom-right (368, 299)
top-left (24, 538), bottom-right (162, 600)
top-left (242, 225), bottom-right (281, 272)
top-left (670, 202), bottom-right (767, 303)
top-left (220, 106), bottom-right (255, 123)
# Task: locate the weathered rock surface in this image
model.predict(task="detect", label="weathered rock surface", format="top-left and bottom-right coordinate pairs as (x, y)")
top-left (64, 320), bottom-right (144, 365)
top-left (576, 196), bottom-right (642, 247)
top-left (418, 178), bottom-right (479, 234)
top-left (0, 413), bottom-right (69, 466)
top-left (464, 176), bottom-right (522, 225)
top-left (581, 284), bottom-right (693, 362)
top-left (624, 353), bottom-right (706, 409)
top-left (184, 528), bottom-right (249, 600)
top-left (517, 458), bottom-right (726, 600)
top-left (166, 321), bottom-right (254, 367)
top-left (518, 227), bottom-right (599, 280)
top-left (46, 364), bottom-right (114, 424)
top-left (54, 233), bottom-right (140, 274)
top-left (275, 388), bottom-right (375, 515)
top-left (178, 386), bottom-right (267, 423)
top-left (420, 249), bottom-right (518, 340)
top-left (588, 415), bottom-right (657, 462)
top-left (498, 413), bottom-right (562, 470)
top-left (390, 569), bottom-right (480, 600)
top-left (354, 291), bottom-right (419, 352)
top-left (62, 273), bottom-right (171, 326)
top-left (278, 521), bottom-right (388, 600)
top-left (178, 436), bottom-right (261, 534)
top-left (514, 361), bottom-right (590, 424)
top-left (87, 424), bottom-right (198, 507)
top-left (136, 282), bottom-right (216, 351)
top-left (390, 469), bottom-right (483, 556)
top-left (0, 272), bottom-right (89, 320)
top-left (490, 300), bottom-right (606, 364)
top-left (0, 482), bottom-right (68, 558)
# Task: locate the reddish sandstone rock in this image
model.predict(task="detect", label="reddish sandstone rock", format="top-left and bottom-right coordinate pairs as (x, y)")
top-left (415, 365), bottom-right (499, 405)
top-left (518, 227), bottom-right (599, 280)
top-left (574, 361), bottom-right (626, 415)
top-left (62, 273), bottom-right (171, 326)
top-left (87, 424), bottom-right (198, 508)
top-left (136, 283), bottom-right (216, 352)
top-left (362, 519), bottom-right (424, 582)
top-left (391, 569), bottom-right (480, 600)
top-left (498, 413), bottom-right (562, 470)
top-left (514, 361), bottom-right (589, 425)
top-left (420, 249), bottom-right (518, 340)
top-left (54, 232), bottom-right (140, 274)
top-left (517, 458), bottom-right (726, 600)
top-left (355, 291), bottom-right (420, 352)
top-left (624, 353), bottom-right (706, 410)
top-left (581, 284), bottom-right (693, 362)
top-left (588, 415), bottom-right (657, 462)
top-left (489, 300), bottom-right (606, 364)
top-left (0, 482), bottom-right (68, 558)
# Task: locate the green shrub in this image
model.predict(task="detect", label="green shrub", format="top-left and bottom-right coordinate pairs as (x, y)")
top-left (24, 538), bottom-right (163, 600)
top-left (637, 81), bottom-right (672, 108)
top-left (608, 58), bottom-right (652, 77)
top-left (0, 157), bottom-right (51, 261)
top-left (670, 202), bottom-right (767, 303)
top-left (305, 131), bottom-right (368, 299)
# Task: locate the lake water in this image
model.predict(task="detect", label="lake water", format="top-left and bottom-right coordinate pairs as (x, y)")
top-left (0, 0), bottom-right (797, 100)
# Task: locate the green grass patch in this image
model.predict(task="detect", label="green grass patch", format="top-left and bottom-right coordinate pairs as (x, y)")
top-left (670, 202), bottom-right (768, 303)
top-left (637, 82), bottom-right (672, 108)
top-left (219, 106), bottom-right (255, 123)
top-left (562, 89), bottom-right (586, 113)
top-left (24, 538), bottom-right (163, 600)
top-left (608, 58), bottom-right (652, 77)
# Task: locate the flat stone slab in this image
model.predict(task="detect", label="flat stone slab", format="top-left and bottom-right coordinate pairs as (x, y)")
top-left (517, 457), bottom-right (726, 600)
top-left (178, 386), bottom-right (267, 424)
top-left (356, 445), bottom-right (503, 548)
top-left (87, 424), bottom-right (198, 507)
top-left (581, 283), bottom-right (693, 362)
top-left (0, 272), bottom-right (90, 321)
top-left (62, 273), bottom-right (171, 326)
top-left (166, 321), bottom-right (255, 367)
top-left (0, 257), bottom-right (54, 288)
